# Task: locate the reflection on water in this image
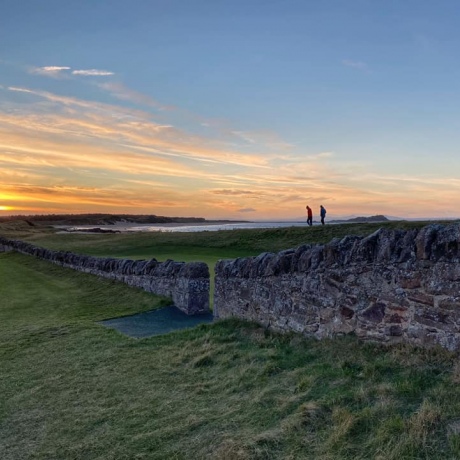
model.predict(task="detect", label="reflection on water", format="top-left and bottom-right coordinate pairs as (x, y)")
top-left (63, 221), bottom-right (315, 233)
top-left (129, 222), bottom-right (312, 233)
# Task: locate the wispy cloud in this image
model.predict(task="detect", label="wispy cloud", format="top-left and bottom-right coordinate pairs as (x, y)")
top-left (97, 81), bottom-right (293, 151)
top-left (7, 86), bottom-right (152, 120)
top-left (98, 82), bottom-right (171, 110)
top-left (3, 78), bottom-right (459, 218)
top-left (72, 69), bottom-right (114, 76)
top-left (231, 129), bottom-right (294, 150)
top-left (28, 65), bottom-right (115, 79)
top-left (8, 86), bottom-right (33, 94)
top-left (30, 66), bottom-right (71, 78)
top-left (341, 59), bottom-right (368, 71)
top-left (232, 131), bottom-right (257, 144)
top-left (0, 86), bottom-right (277, 180)
top-left (211, 189), bottom-right (258, 196)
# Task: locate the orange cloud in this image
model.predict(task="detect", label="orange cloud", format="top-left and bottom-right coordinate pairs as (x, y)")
top-left (1, 86), bottom-right (460, 219)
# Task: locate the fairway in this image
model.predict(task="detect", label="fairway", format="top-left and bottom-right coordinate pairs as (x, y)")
top-left (2, 0), bottom-right (460, 455)
top-left (2, 241), bottom-right (460, 459)
top-left (7, 220), bottom-right (453, 308)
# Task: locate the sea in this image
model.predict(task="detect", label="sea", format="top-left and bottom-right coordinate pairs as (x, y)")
top-left (60, 221), bottom-right (320, 233)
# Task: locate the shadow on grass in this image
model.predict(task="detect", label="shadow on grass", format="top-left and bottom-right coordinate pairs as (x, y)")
top-left (99, 306), bottom-right (214, 338)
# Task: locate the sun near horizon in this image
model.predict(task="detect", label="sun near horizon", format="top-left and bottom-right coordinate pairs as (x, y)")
top-left (1, 2), bottom-right (460, 221)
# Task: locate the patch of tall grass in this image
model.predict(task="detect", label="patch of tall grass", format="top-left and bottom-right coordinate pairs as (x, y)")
top-left (1, 251), bottom-right (460, 459)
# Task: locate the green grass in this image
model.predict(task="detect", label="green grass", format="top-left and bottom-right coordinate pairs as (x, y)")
top-left (6, 219), bottom-right (456, 307)
top-left (7, 219), bottom-right (458, 270)
top-left (1, 249), bottom-right (460, 459)
top-left (9, 219), bottom-right (453, 257)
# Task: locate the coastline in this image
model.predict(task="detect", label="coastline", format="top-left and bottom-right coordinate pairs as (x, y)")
top-left (56, 221), bottom-right (313, 234)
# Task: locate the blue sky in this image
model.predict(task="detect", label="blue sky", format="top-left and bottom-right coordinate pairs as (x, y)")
top-left (1, 0), bottom-right (460, 219)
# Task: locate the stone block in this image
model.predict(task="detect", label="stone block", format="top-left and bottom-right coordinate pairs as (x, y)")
top-left (388, 325), bottom-right (403, 336)
top-left (414, 307), bottom-right (453, 330)
top-left (398, 273), bottom-right (422, 289)
top-left (360, 302), bottom-right (386, 323)
top-left (437, 297), bottom-right (460, 311)
top-left (407, 291), bottom-right (435, 307)
top-left (340, 306), bottom-right (355, 319)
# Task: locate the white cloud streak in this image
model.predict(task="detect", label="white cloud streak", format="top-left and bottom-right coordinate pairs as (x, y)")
top-left (72, 69), bottom-right (114, 76)
top-left (28, 66), bottom-right (114, 78)
top-left (30, 66), bottom-right (71, 77)
top-left (6, 74), bottom-right (458, 218)
top-left (98, 82), bottom-right (170, 110)
top-left (8, 86), bottom-right (33, 93)
top-left (342, 59), bottom-right (368, 71)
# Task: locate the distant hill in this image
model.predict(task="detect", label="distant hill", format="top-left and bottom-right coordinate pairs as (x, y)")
top-left (0, 213), bottom-right (208, 226)
top-left (329, 214), bottom-right (390, 224)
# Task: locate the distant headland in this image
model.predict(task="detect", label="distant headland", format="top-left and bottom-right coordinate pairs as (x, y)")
top-left (0, 213), bottom-right (393, 229)
top-left (0, 213), bottom-right (246, 226)
top-left (329, 214), bottom-right (390, 224)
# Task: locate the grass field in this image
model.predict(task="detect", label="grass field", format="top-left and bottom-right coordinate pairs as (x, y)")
top-left (3, 219), bottom-right (451, 259)
top-left (1, 221), bottom-right (460, 459)
top-left (3, 219), bottom-right (455, 302)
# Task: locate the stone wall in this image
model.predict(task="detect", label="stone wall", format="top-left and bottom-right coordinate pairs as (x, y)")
top-left (214, 224), bottom-right (460, 351)
top-left (3, 224), bottom-right (460, 349)
top-left (0, 237), bottom-right (210, 315)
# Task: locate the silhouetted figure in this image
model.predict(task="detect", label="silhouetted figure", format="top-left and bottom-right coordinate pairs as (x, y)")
top-left (320, 205), bottom-right (326, 225)
top-left (306, 205), bottom-right (313, 226)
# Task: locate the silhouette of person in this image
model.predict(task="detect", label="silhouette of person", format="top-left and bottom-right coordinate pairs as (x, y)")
top-left (320, 205), bottom-right (326, 225)
top-left (306, 205), bottom-right (313, 226)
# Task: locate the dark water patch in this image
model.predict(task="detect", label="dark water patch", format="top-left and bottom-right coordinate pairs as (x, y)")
top-left (99, 306), bottom-right (214, 338)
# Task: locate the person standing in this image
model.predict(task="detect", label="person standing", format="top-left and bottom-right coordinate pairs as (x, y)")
top-left (320, 205), bottom-right (326, 225)
top-left (306, 205), bottom-right (313, 226)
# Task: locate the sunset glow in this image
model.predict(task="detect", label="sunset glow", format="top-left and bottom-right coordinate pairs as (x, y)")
top-left (1, 2), bottom-right (460, 220)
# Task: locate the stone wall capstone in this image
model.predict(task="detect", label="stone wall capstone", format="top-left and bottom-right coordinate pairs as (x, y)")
top-left (214, 224), bottom-right (460, 351)
top-left (0, 237), bottom-right (210, 315)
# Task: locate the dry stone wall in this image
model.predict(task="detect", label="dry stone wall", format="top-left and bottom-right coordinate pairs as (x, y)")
top-left (0, 237), bottom-right (210, 315)
top-left (214, 224), bottom-right (460, 351)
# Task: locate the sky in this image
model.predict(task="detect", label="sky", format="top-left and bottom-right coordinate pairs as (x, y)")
top-left (1, 0), bottom-right (460, 220)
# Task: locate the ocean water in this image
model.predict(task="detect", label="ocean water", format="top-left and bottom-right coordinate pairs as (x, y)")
top-left (63, 221), bottom-right (317, 233)
top-left (127, 221), bottom-right (314, 232)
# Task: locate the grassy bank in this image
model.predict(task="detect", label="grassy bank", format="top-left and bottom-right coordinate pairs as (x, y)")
top-left (3, 219), bottom-right (450, 259)
top-left (3, 219), bottom-right (458, 308)
top-left (1, 249), bottom-right (460, 459)
top-left (2, 220), bottom-right (454, 300)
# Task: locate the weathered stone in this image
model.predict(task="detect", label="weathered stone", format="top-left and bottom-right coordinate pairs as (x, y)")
top-left (438, 297), bottom-right (460, 311)
top-left (415, 225), bottom-right (441, 260)
top-left (388, 325), bottom-right (403, 336)
top-left (320, 307), bottom-right (336, 322)
top-left (414, 307), bottom-right (453, 328)
top-left (4, 222), bottom-right (460, 349)
top-left (398, 272), bottom-right (422, 289)
top-left (407, 291), bottom-right (435, 307)
top-left (340, 306), bottom-right (355, 319)
top-left (385, 314), bottom-right (403, 324)
top-left (214, 223), bottom-right (460, 351)
top-left (360, 302), bottom-right (386, 323)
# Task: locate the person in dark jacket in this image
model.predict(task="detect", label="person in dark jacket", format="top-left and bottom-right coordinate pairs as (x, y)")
top-left (306, 205), bottom-right (313, 226)
top-left (320, 205), bottom-right (326, 225)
